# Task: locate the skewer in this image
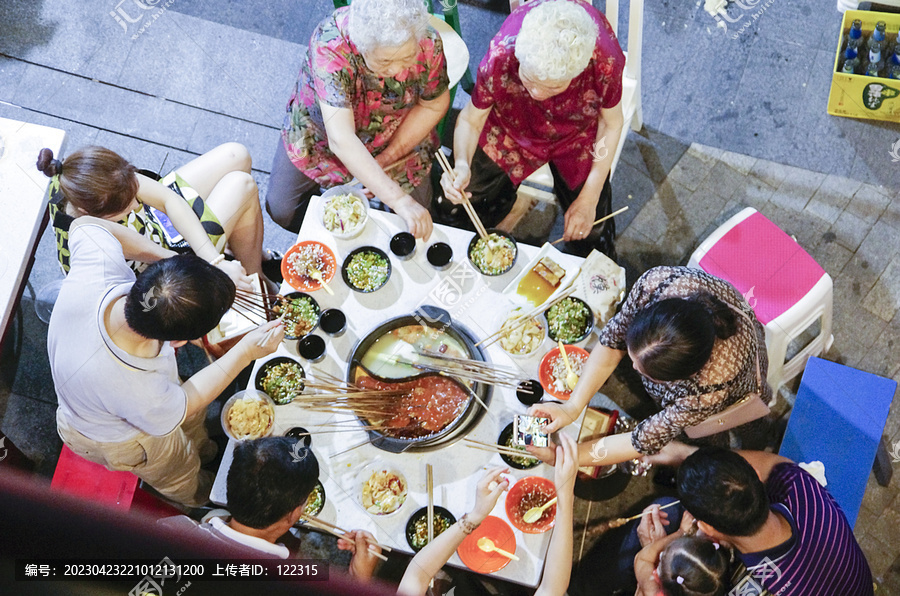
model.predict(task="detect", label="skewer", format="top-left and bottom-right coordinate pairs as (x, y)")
top-left (550, 206), bottom-right (629, 245)
top-left (434, 150), bottom-right (488, 240)
top-left (474, 285), bottom-right (577, 348)
top-left (463, 438), bottom-right (535, 458)
top-left (330, 437), bottom-right (373, 457)
top-left (426, 463), bottom-right (434, 546)
top-left (608, 500), bottom-right (682, 528)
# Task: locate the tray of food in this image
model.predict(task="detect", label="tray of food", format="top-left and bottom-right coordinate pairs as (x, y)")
top-left (501, 243), bottom-right (580, 307)
top-left (497, 307), bottom-right (547, 359)
top-left (505, 476), bottom-right (557, 534)
top-left (544, 296), bottom-right (593, 344)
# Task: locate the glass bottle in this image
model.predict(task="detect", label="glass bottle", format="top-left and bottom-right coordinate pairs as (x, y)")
top-left (841, 46), bottom-right (860, 74)
top-left (843, 19), bottom-right (863, 54)
top-left (889, 65), bottom-right (900, 80)
top-left (867, 21), bottom-right (887, 52)
top-left (864, 41), bottom-right (885, 77)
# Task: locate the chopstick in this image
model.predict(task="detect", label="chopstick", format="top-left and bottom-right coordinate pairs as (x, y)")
top-left (463, 437), bottom-right (534, 458)
top-left (434, 150), bottom-right (489, 240)
top-left (301, 514), bottom-right (393, 554)
top-left (550, 206), bottom-right (629, 245)
top-left (256, 326), bottom-right (278, 348)
top-left (474, 285), bottom-right (577, 349)
top-left (426, 463), bottom-right (434, 545)
top-left (608, 500), bottom-right (681, 528)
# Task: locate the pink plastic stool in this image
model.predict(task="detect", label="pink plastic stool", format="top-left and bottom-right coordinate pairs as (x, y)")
top-left (688, 208), bottom-right (834, 392)
top-left (51, 445), bottom-right (138, 510)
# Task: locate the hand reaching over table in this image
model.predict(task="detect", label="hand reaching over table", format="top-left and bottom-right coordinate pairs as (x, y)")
top-left (528, 401), bottom-right (580, 434)
top-left (237, 320), bottom-right (284, 361)
top-left (439, 162), bottom-right (472, 205)
top-left (471, 466), bottom-right (511, 524)
top-left (392, 195), bottom-right (433, 241)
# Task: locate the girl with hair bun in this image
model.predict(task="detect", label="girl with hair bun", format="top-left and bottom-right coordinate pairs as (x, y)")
top-left (38, 142), bottom-right (271, 290)
top-left (637, 532), bottom-right (735, 596)
top-left (528, 266), bottom-right (771, 469)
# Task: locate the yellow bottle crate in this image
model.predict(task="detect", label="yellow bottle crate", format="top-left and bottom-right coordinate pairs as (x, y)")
top-left (828, 9), bottom-right (900, 122)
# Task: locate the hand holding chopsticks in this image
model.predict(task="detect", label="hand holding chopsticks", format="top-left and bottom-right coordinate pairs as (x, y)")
top-left (551, 206), bottom-right (629, 245)
top-left (301, 514), bottom-right (391, 561)
top-left (435, 150), bottom-right (489, 240)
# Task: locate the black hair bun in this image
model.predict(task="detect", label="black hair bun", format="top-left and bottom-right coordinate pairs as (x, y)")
top-left (36, 148), bottom-right (62, 177)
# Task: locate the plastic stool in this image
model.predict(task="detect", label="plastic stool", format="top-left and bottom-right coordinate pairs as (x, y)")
top-left (51, 445), bottom-right (138, 510)
top-left (779, 357), bottom-right (896, 527)
top-left (688, 208), bottom-right (834, 393)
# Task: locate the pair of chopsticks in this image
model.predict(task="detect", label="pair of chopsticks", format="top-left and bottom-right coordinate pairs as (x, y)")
top-left (463, 437), bottom-right (532, 459)
top-left (434, 150), bottom-right (489, 240)
top-left (474, 284), bottom-right (577, 349)
top-left (549, 206), bottom-right (629, 245)
top-left (231, 288), bottom-right (282, 347)
top-left (300, 514), bottom-right (391, 561)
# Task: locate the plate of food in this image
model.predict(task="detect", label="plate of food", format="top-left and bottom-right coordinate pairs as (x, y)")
top-left (501, 243), bottom-right (580, 307)
top-left (303, 481), bottom-right (326, 517)
top-left (505, 476), bottom-right (557, 533)
top-left (359, 465), bottom-right (408, 515)
top-left (221, 390), bottom-right (275, 441)
top-left (341, 246), bottom-right (392, 293)
top-left (406, 506), bottom-right (456, 552)
top-left (254, 357), bottom-right (305, 405)
top-left (539, 345), bottom-right (589, 399)
top-left (318, 186), bottom-right (369, 239)
top-left (544, 296), bottom-right (594, 344)
top-left (457, 515), bottom-right (516, 574)
top-left (273, 292), bottom-right (320, 339)
top-left (467, 230), bottom-right (517, 276)
top-left (497, 306), bottom-right (546, 359)
top-left (497, 423), bottom-right (541, 470)
top-left (282, 240), bottom-right (337, 292)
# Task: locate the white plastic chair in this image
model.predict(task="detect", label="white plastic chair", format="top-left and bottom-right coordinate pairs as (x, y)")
top-left (515, 0), bottom-right (644, 204)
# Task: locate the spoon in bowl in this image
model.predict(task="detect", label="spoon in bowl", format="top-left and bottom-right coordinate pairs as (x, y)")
top-left (308, 270), bottom-right (334, 295)
top-left (476, 537), bottom-right (519, 561)
top-left (522, 496), bottom-right (558, 524)
top-left (558, 340), bottom-right (579, 391)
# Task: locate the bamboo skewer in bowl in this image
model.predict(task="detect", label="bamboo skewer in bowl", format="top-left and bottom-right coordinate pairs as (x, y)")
top-left (475, 285), bottom-right (577, 349)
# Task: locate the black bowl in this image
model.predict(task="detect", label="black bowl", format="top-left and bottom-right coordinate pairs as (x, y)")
top-left (405, 506), bottom-right (456, 552)
top-left (497, 422), bottom-right (541, 470)
top-left (516, 379), bottom-right (544, 406)
top-left (284, 426), bottom-right (312, 448)
top-left (302, 481), bottom-right (326, 517)
top-left (544, 296), bottom-right (594, 344)
top-left (274, 292), bottom-right (321, 340)
top-left (341, 246), bottom-right (392, 293)
top-left (254, 357), bottom-right (306, 405)
top-left (467, 229), bottom-right (518, 276)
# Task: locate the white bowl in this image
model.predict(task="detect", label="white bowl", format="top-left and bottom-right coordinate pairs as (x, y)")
top-left (220, 390), bottom-right (276, 442)
top-left (318, 186), bottom-right (369, 240)
top-left (497, 306), bottom-right (547, 360)
top-left (356, 462), bottom-right (409, 516)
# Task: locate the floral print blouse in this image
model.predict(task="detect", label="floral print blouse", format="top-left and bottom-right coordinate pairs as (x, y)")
top-left (598, 266), bottom-right (770, 455)
top-left (281, 7), bottom-right (449, 192)
top-left (470, 0), bottom-right (625, 188)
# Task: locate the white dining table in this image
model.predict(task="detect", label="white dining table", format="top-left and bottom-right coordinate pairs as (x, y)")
top-left (211, 195), bottom-right (590, 587)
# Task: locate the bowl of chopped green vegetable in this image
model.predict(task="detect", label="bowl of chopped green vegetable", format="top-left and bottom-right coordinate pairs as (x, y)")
top-left (319, 186), bottom-right (369, 240)
top-left (544, 296), bottom-right (594, 344)
top-left (467, 229), bottom-right (518, 276)
top-left (303, 481), bottom-right (326, 517)
top-left (254, 357), bottom-right (306, 405)
top-left (406, 506), bottom-right (456, 552)
top-left (497, 423), bottom-right (541, 470)
top-left (273, 292), bottom-right (321, 339)
top-left (341, 246), bottom-right (392, 293)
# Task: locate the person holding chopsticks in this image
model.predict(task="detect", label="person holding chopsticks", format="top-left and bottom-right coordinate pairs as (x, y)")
top-left (528, 266), bottom-right (773, 469)
top-left (266, 0), bottom-right (449, 240)
top-left (438, 0), bottom-right (624, 258)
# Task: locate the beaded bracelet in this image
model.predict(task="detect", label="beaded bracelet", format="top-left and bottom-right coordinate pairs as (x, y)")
top-left (458, 513), bottom-right (481, 535)
top-left (209, 254), bottom-right (226, 267)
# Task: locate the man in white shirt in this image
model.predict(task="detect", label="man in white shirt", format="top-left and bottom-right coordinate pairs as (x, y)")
top-left (49, 221), bottom-right (283, 507)
top-left (160, 437), bottom-right (382, 580)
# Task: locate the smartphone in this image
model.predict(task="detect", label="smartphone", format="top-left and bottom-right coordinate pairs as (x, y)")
top-left (513, 415), bottom-right (550, 448)
top-left (146, 206), bottom-right (186, 247)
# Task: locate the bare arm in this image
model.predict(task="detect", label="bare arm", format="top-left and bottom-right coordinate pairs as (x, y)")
top-left (76, 215), bottom-right (177, 263)
top-left (397, 468), bottom-right (509, 596)
top-left (180, 320), bottom-right (283, 418)
top-left (440, 100), bottom-right (491, 204)
top-left (534, 435), bottom-right (578, 596)
top-left (634, 531), bottom-right (683, 596)
top-left (320, 102), bottom-right (433, 240)
top-left (374, 91), bottom-right (450, 166)
top-left (562, 101), bottom-right (624, 242)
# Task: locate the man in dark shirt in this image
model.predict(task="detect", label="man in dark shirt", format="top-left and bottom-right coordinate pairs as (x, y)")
top-left (667, 445), bottom-right (873, 596)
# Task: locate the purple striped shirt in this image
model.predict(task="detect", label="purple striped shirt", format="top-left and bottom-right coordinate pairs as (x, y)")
top-left (739, 463), bottom-right (874, 596)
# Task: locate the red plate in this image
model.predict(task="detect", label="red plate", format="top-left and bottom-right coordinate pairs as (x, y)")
top-left (505, 476), bottom-right (556, 533)
top-left (281, 241), bottom-right (337, 292)
top-left (538, 346), bottom-right (590, 400)
top-left (457, 515), bottom-right (517, 574)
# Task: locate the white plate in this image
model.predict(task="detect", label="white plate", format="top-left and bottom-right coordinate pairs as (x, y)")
top-left (501, 243), bottom-right (581, 307)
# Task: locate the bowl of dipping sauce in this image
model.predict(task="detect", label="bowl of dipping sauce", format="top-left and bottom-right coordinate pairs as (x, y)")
top-left (390, 232), bottom-right (416, 261)
top-left (427, 242), bottom-right (453, 270)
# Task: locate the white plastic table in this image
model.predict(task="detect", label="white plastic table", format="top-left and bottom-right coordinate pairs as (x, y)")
top-left (211, 196), bottom-right (589, 587)
top-left (0, 117), bottom-right (66, 346)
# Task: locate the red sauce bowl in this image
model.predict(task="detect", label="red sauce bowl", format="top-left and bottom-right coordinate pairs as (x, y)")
top-left (505, 476), bottom-right (557, 534)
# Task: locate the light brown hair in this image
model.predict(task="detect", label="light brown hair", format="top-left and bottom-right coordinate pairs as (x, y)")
top-left (37, 146), bottom-right (139, 218)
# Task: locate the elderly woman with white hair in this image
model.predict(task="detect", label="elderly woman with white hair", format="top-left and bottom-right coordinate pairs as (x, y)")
top-left (440, 0), bottom-right (625, 257)
top-left (266, 0), bottom-right (450, 239)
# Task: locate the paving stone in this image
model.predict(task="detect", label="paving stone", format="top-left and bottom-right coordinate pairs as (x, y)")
top-left (879, 199), bottom-right (900, 232)
top-left (856, 221), bottom-right (900, 278)
top-left (686, 143), bottom-right (724, 165)
top-left (845, 184), bottom-right (891, 225)
top-left (830, 209), bottom-right (873, 253)
top-left (861, 533), bottom-right (898, 580)
top-left (864, 508), bottom-right (900, 569)
top-left (718, 150), bottom-right (757, 175)
top-left (862, 258), bottom-right (900, 323)
top-left (769, 166), bottom-right (823, 213)
top-left (810, 238), bottom-right (853, 279)
top-left (663, 152), bottom-right (715, 192)
top-left (187, 109), bottom-right (279, 171)
top-left (757, 202), bottom-right (830, 249)
top-left (832, 275), bottom-right (888, 349)
top-left (804, 174), bottom-right (860, 225)
top-left (695, 161), bottom-right (749, 201)
top-left (749, 158), bottom-right (793, 189)
top-left (857, 321), bottom-right (900, 379)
